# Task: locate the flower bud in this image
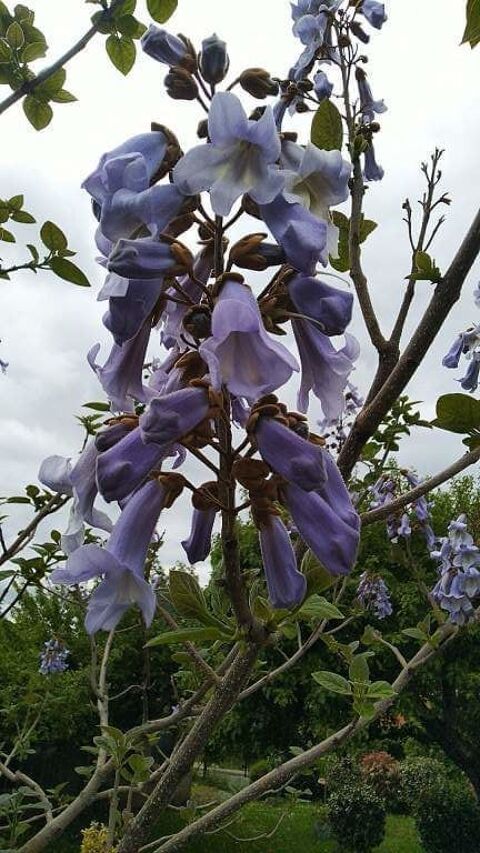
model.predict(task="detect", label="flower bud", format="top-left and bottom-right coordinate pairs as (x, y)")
top-left (164, 66), bottom-right (198, 100)
top-left (350, 20), bottom-right (370, 43)
top-left (229, 233), bottom-right (286, 272)
top-left (182, 306), bottom-right (212, 340)
top-left (199, 33), bottom-right (229, 85)
top-left (150, 123), bottom-right (183, 179)
top-left (141, 26), bottom-right (197, 73)
top-left (197, 118), bottom-right (209, 138)
top-left (239, 68), bottom-right (279, 99)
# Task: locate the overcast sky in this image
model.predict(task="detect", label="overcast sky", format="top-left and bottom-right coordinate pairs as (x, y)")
top-left (1, 0), bottom-right (479, 581)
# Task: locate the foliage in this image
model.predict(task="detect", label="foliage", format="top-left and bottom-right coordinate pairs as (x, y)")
top-left (327, 782), bottom-right (387, 852)
top-left (359, 751), bottom-right (400, 801)
top-left (414, 778), bottom-right (480, 853)
top-left (80, 823), bottom-right (115, 853)
top-left (396, 757), bottom-right (450, 815)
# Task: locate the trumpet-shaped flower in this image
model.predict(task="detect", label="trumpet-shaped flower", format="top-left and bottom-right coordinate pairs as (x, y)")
top-left (258, 514), bottom-right (307, 609)
top-left (88, 320), bottom-right (151, 412)
top-left (173, 92), bottom-right (284, 216)
top-left (255, 416), bottom-right (326, 491)
top-left (360, 0), bottom-right (387, 30)
top-left (182, 507), bottom-right (217, 564)
top-left (140, 386), bottom-right (211, 445)
top-left (259, 193), bottom-right (328, 272)
top-left (199, 278), bottom-right (298, 402)
top-left (288, 273), bottom-right (353, 336)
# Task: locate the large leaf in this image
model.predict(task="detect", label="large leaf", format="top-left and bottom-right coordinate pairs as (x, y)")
top-left (349, 655), bottom-right (370, 684)
top-left (169, 570), bottom-right (228, 630)
top-left (49, 257), bottom-right (90, 287)
top-left (310, 99), bottom-right (343, 151)
top-left (40, 220), bottom-right (67, 251)
top-left (23, 96), bottom-right (52, 130)
top-left (106, 34), bottom-right (136, 75)
top-left (463, 0), bottom-right (480, 47)
top-left (301, 550), bottom-right (336, 595)
top-left (146, 626), bottom-right (226, 647)
top-left (434, 393), bottom-right (480, 435)
top-left (367, 681), bottom-right (397, 700)
top-left (312, 670), bottom-right (352, 695)
top-left (147, 0), bottom-right (178, 23)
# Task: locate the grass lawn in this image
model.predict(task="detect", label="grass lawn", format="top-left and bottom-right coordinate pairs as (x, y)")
top-left (48, 787), bottom-right (422, 852)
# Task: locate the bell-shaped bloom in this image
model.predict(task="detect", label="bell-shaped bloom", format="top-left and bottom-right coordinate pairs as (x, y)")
top-left (288, 273), bottom-right (353, 336)
top-left (100, 273), bottom-right (166, 347)
top-left (88, 320), bottom-right (151, 412)
top-left (108, 238), bottom-right (178, 280)
top-left (51, 479), bottom-right (166, 633)
top-left (356, 72), bottom-right (387, 123)
top-left (96, 427), bottom-right (169, 503)
top-left (357, 572), bottom-right (392, 619)
top-left (260, 193), bottom-right (328, 273)
top-left (459, 353), bottom-right (480, 392)
top-left (255, 416), bottom-right (326, 491)
top-left (281, 473), bottom-right (360, 577)
top-left (313, 70), bottom-right (333, 101)
top-left (173, 92), bottom-right (284, 216)
top-left (397, 513), bottom-right (412, 538)
top-left (95, 419), bottom-right (136, 453)
top-left (39, 443), bottom-right (112, 555)
top-left (360, 0), bottom-right (387, 29)
top-left (182, 507), bottom-right (217, 563)
top-left (292, 317), bottom-right (359, 419)
top-left (363, 143), bottom-right (384, 182)
top-left (141, 26), bottom-right (189, 67)
top-left (259, 514), bottom-right (307, 609)
top-left (442, 333), bottom-right (465, 369)
top-left (140, 386), bottom-right (211, 445)
top-left (281, 142), bottom-right (351, 222)
top-left (83, 132), bottom-right (167, 204)
top-left (199, 278), bottom-right (298, 402)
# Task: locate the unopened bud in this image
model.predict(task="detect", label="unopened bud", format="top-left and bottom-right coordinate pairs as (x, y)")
top-left (229, 233), bottom-right (286, 272)
top-left (165, 213), bottom-right (196, 238)
top-left (199, 33), bottom-right (229, 85)
top-left (239, 67), bottom-right (279, 99)
top-left (182, 306), bottom-right (212, 340)
top-left (164, 66), bottom-right (198, 101)
top-left (170, 241), bottom-right (194, 272)
top-left (295, 100), bottom-right (309, 113)
top-left (350, 20), bottom-right (370, 44)
top-left (197, 118), bottom-right (209, 138)
top-left (150, 123), bottom-right (183, 179)
top-left (241, 195), bottom-right (262, 220)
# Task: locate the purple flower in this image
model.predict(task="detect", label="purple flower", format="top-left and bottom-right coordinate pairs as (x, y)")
top-left (100, 272), bottom-right (166, 347)
top-left (363, 142), bottom-right (384, 182)
top-left (442, 334), bottom-right (466, 369)
top-left (259, 194), bottom-right (328, 273)
top-left (313, 70), bottom-right (333, 101)
top-left (459, 353), bottom-right (480, 392)
top-left (199, 277), bottom-right (298, 402)
top-left (88, 320), bottom-right (152, 412)
top-left (288, 273), bottom-right (353, 336)
top-left (0, 357), bottom-right (8, 374)
top-left (397, 513), bottom-right (411, 538)
top-left (356, 70), bottom-right (387, 123)
top-left (141, 26), bottom-right (189, 67)
top-left (182, 507), bottom-right (217, 564)
top-left (39, 639), bottom-right (69, 675)
top-left (292, 318), bottom-right (359, 419)
top-left (474, 281), bottom-right (480, 308)
top-left (360, 0), bottom-right (387, 30)
top-left (96, 426), bottom-right (168, 503)
top-left (255, 416), bottom-right (326, 491)
top-left (140, 386), bottom-right (212, 445)
top-left (108, 238), bottom-right (178, 280)
top-left (199, 33), bottom-right (229, 85)
top-left (258, 514), bottom-right (307, 608)
top-left (357, 572), bottom-right (392, 618)
top-left (173, 92), bottom-right (284, 216)
top-left (431, 513), bottom-right (480, 625)
top-left (51, 479), bottom-right (168, 633)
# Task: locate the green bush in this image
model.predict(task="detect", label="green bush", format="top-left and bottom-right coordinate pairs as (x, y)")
top-left (325, 756), bottom-right (361, 796)
top-left (396, 757), bottom-right (449, 814)
top-left (249, 758), bottom-right (273, 782)
top-left (327, 783), bottom-right (386, 852)
top-left (415, 779), bottom-right (480, 853)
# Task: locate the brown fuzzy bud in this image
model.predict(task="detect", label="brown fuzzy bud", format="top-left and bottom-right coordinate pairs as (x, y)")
top-left (239, 67), bottom-right (279, 99)
top-left (170, 241), bottom-right (194, 272)
top-left (165, 213), bottom-right (196, 238)
top-left (233, 458), bottom-right (270, 490)
top-left (150, 123), bottom-right (183, 179)
top-left (177, 34), bottom-right (198, 73)
top-left (192, 481), bottom-right (219, 511)
top-left (241, 194), bottom-right (262, 220)
top-left (154, 472), bottom-right (186, 507)
top-left (164, 66), bottom-right (199, 101)
top-left (197, 118), bottom-right (209, 139)
top-left (229, 233), bottom-right (286, 272)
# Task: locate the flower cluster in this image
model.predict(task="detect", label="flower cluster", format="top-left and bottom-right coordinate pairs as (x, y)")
top-left (39, 7), bottom-right (376, 632)
top-left (39, 639), bottom-right (69, 675)
top-left (442, 282), bottom-right (480, 391)
top-left (356, 571), bottom-right (392, 618)
top-left (431, 514), bottom-right (480, 625)
top-left (368, 470), bottom-right (436, 548)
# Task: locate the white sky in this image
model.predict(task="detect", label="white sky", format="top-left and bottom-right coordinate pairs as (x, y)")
top-left (1, 0), bottom-right (479, 581)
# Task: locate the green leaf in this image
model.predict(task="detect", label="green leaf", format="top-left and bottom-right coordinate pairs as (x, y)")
top-left (40, 220), bottom-right (67, 251)
top-left (310, 99), bottom-right (343, 151)
top-left (26, 242), bottom-right (39, 262)
top-left (349, 655), bottom-right (370, 683)
top-left (434, 393), bottom-right (480, 435)
top-left (10, 209), bottom-right (35, 223)
top-left (106, 34), bottom-right (136, 75)
top-left (6, 20), bottom-right (24, 49)
top-left (402, 627), bottom-right (427, 641)
top-left (14, 5), bottom-right (34, 24)
top-left (36, 67), bottom-right (65, 98)
top-left (298, 594), bottom-right (344, 621)
top-left (23, 95), bottom-right (52, 130)
top-left (367, 680), bottom-right (397, 700)
top-left (0, 226), bottom-right (15, 242)
top-left (312, 670), bottom-right (352, 695)
top-left (359, 218), bottom-right (378, 242)
top-left (409, 250), bottom-right (441, 283)
top-left (8, 193), bottom-right (23, 209)
top-left (49, 257), bottom-right (90, 286)
top-left (21, 40), bottom-right (46, 62)
top-left (116, 14), bottom-right (146, 37)
top-left (463, 0), bottom-right (480, 47)
top-left (146, 626), bottom-right (226, 647)
top-left (83, 401), bottom-right (110, 412)
top-left (169, 570), bottom-right (227, 630)
top-left (353, 700), bottom-right (376, 719)
top-left (301, 550), bottom-right (336, 596)
top-left (50, 87), bottom-right (77, 103)
top-left (147, 0), bottom-right (178, 23)
top-left (20, 23), bottom-right (47, 48)
top-left (0, 38), bottom-right (12, 61)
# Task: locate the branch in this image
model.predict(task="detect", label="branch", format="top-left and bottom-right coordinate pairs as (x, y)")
top-left (156, 603), bottom-right (221, 686)
top-left (0, 761), bottom-right (53, 822)
top-left (361, 446), bottom-right (480, 526)
top-left (0, 494), bottom-right (69, 568)
top-left (0, 0), bottom-right (125, 117)
top-left (152, 622), bottom-right (457, 853)
top-left (338, 204), bottom-right (480, 478)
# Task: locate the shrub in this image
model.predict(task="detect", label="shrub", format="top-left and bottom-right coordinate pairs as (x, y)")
top-left (249, 757), bottom-right (273, 782)
top-left (325, 756), bottom-right (361, 796)
top-left (415, 779), bottom-right (480, 853)
top-left (397, 757), bottom-right (449, 814)
top-left (327, 783), bottom-right (386, 853)
top-left (359, 751), bottom-right (400, 801)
